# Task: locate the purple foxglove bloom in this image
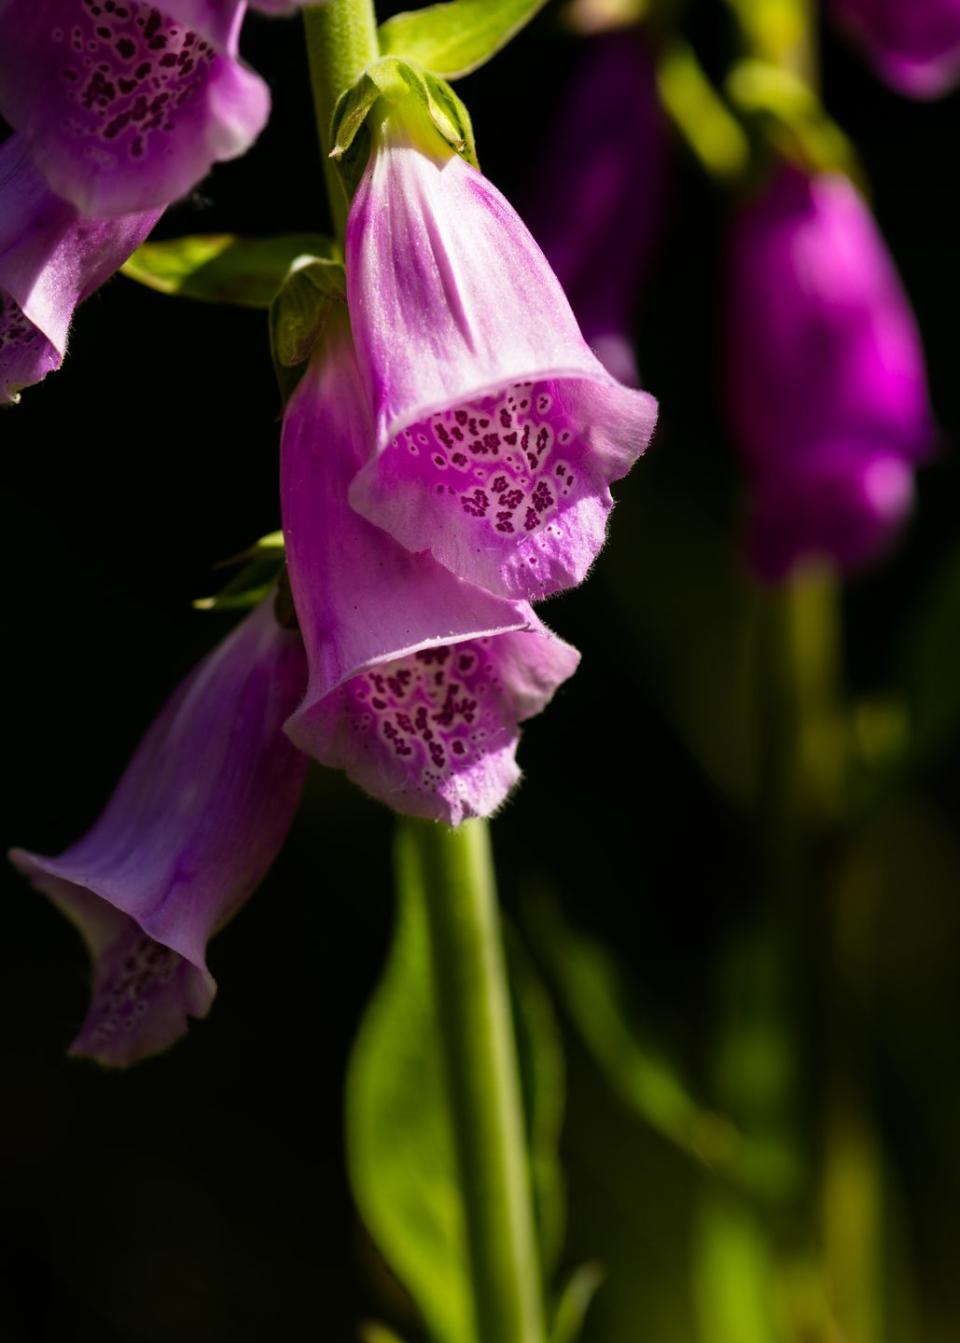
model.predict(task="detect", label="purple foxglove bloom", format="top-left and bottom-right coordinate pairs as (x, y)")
top-left (344, 105), bottom-right (659, 604)
top-left (523, 32), bottom-right (668, 387)
top-left (726, 165), bottom-right (935, 580)
top-left (1, 135), bottom-right (160, 403)
top-left (281, 318), bottom-right (580, 826)
top-left (9, 599), bottom-right (309, 1066)
top-left (832, 0), bottom-right (960, 98)
top-left (0, 0), bottom-right (272, 216)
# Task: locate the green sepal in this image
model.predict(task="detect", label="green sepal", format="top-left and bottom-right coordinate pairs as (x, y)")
top-left (121, 233), bottom-right (335, 308)
top-left (379, 0), bottom-right (549, 80)
top-left (329, 56), bottom-right (478, 201)
top-left (726, 59), bottom-right (863, 184)
top-left (268, 254), bottom-right (346, 372)
top-left (550, 1264), bottom-right (605, 1343)
top-left (193, 531), bottom-right (284, 612)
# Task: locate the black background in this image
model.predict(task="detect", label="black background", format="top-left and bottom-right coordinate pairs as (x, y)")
top-left (2, 1), bottom-right (958, 1339)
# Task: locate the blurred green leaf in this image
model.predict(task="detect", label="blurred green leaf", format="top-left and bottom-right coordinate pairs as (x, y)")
top-left (692, 1192), bottom-right (776, 1343)
top-left (359, 1325), bottom-right (409, 1343)
top-left (726, 58), bottom-right (862, 182)
top-left (550, 1263), bottom-right (604, 1343)
top-left (347, 842), bottom-right (564, 1342)
top-left (526, 894), bottom-right (742, 1176)
top-left (122, 233), bottom-right (335, 308)
top-left (193, 531), bottom-right (284, 612)
top-left (379, 0), bottom-right (549, 80)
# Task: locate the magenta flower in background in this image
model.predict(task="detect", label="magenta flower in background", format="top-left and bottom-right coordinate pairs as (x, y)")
top-left (831, 0), bottom-right (960, 98)
top-left (1, 135), bottom-right (160, 403)
top-left (0, 0), bottom-right (273, 216)
top-left (523, 31), bottom-right (668, 387)
top-left (344, 104), bottom-right (659, 604)
top-left (281, 317), bottom-right (580, 826)
top-left (9, 599), bottom-right (309, 1065)
top-left (726, 164), bottom-right (936, 580)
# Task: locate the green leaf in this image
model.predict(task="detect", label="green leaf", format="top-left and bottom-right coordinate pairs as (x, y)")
top-left (346, 842), bottom-right (471, 1343)
top-left (347, 837), bottom-right (564, 1342)
top-left (269, 255), bottom-right (346, 370)
top-left (525, 894), bottom-right (745, 1178)
top-left (193, 531), bottom-right (284, 612)
top-left (379, 0), bottom-right (549, 80)
top-left (550, 1263), bottom-right (604, 1343)
top-left (121, 233), bottom-right (336, 308)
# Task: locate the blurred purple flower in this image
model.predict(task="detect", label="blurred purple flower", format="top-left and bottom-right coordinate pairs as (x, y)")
top-left (523, 31), bottom-right (668, 386)
top-left (726, 164), bottom-right (936, 580)
top-left (0, 0), bottom-right (274, 216)
top-left (1, 135), bottom-right (159, 403)
top-left (344, 102), bottom-right (658, 604)
top-left (9, 599), bottom-right (309, 1066)
top-left (832, 0), bottom-right (960, 98)
top-left (281, 317), bottom-right (580, 827)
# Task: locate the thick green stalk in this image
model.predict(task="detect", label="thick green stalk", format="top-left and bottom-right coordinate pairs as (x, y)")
top-left (302, 0), bottom-right (379, 240)
top-left (406, 817), bottom-right (546, 1343)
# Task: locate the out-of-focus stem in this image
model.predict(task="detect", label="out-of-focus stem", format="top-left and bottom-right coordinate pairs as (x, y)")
top-left (303, 0), bottom-right (379, 240)
top-left (403, 818), bottom-right (546, 1343)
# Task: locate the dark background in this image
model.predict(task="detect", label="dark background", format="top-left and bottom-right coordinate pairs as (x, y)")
top-left (3, 1), bottom-right (958, 1339)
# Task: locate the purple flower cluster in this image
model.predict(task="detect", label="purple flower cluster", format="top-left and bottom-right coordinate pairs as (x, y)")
top-left (0, 0), bottom-right (307, 403)
top-left (831, 0), bottom-right (960, 99)
top-left (10, 53), bottom-right (659, 1061)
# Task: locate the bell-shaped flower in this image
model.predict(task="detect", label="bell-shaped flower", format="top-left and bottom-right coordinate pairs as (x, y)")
top-left (9, 598), bottom-right (309, 1066)
top-left (725, 164), bottom-right (936, 580)
top-left (0, 0), bottom-right (274, 216)
top-left (281, 316), bottom-right (580, 826)
top-left (831, 0), bottom-right (960, 98)
top-left (523, 31), bottom-right (668, 387)
top-left (1, 135), bottom-right (160, 404)
top-left (344, 100), bottom-right (659, 604)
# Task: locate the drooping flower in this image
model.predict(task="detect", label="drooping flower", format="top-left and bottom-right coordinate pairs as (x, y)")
top-left (523, 31), bottom-right (668, 386)
top-left (1, 135), bottom-right (160, 404)
top-left (725, 164), bottom-right (936, 580)
top-left (9, 598), bottom-right (309, 1065)
top-left (344, 100), bottom-right (659, 604)
top-left (0, 0), bottom-right (274, 216)
top-left (831, 0), bottom-right (960, 99)
top-left (281, 315), bottom-right (580, 826)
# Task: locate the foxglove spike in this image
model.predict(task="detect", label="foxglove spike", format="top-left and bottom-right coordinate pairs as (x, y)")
top-left (281, 318), bottom-right (580, 826)
top-left (344, 104), bottom-right (658, 603)
top-left (9, 599), bottom-right (309, 1065)
top-left (726, 165), bottom-right (936, 579)
top-left (524, 32), bottom-right (668, 386)
top-left (1, 135), bottom-right (160, 404)
top-left (832, 0), bottom-right (960, 98)
top-left (0, 0), bottom-right (271, 216)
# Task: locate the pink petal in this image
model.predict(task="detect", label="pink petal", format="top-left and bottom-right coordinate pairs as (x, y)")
top-left (281, 320), bottom-right (580, 825)
top-left (345, 113), bottom-right (658, 601)
top-left (0, 0), bottom-right (270, 215)
top-left (9, 599), bottom-right (309, 1065)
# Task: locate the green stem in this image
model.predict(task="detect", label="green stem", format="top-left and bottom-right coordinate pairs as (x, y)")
top-left (302, 0), bottom-right (380, 241)
top-left (405, 817), bottom-right (546, 1343)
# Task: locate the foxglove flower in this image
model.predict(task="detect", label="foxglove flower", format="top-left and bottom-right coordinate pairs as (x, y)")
top-left (831, 0), bottom-right (960, 98)
top-left (1, 135), bottom-right (160, 403)
top-left (281, 317), bottom-right (580, 826)
top-left (345, 103), bottom-right (659, 603)
top-left (0, 0), bottom-right (275, 216)
top-left (726, 165), bottom-right (935, 579)
top-left (9, 599), bottom-right (309, 1065)
top-left (524, 31), bottom-right (668, 386)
